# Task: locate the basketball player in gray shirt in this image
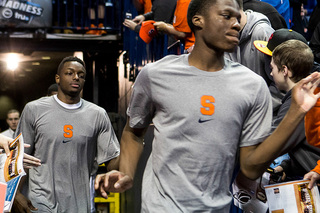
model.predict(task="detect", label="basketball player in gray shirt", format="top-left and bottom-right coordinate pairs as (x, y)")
top-left (14, 56), bottom-right (120, 213)
top-left (95, 0), bottom-right (320, 212)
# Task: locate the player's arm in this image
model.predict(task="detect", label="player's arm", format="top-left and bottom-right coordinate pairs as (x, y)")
top-left (95, 118), bottom-right (147, 198)
top-left (12, 174), bottom-right (37, 213)
top-left (105, 155), bottom-right (119, 171)
top-left (240, 72), bottom-right (320, 180)
top-left (12, 104), bottom-right (39, 212)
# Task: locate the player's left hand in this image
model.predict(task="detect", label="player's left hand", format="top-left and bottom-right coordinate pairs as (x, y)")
top-left (94, 170), bottom-right (133, 198)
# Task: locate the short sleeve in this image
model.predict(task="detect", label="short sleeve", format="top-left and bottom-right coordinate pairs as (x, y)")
top-left (96, 110), bottom-right (120, 165)
top-left (240, 78), bottom-right (272, 147)
top-left (127, 66), bottom-right (154, 128)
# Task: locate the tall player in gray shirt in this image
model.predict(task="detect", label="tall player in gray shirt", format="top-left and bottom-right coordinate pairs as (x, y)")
top-left (14, 56), bottom-right (120, 213)
top-left (95, 0), bottom-right (320, 212)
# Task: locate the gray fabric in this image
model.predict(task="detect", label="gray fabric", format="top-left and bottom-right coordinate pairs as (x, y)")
top-left (127, 54), bottom-right (272, 212)
top-left (16, 96), bottom-right (120, 213)
top-left (225, 10), bottom-right (274, 84)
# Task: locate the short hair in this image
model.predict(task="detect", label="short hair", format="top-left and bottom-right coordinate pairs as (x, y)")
top-left (187, 0), bottom-right (217, 32)
top-left (272, 40), bottom-right (314, 83)
top-left (47, 83), bottom-right (58, 96)
top-left (7, 109), bottom-right (19, 117)
top-left (57, 56), bottom-right (86, 75)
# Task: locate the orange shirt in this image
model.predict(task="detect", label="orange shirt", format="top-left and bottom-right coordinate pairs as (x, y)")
top-left (305, 87), bottom-right (320, 147)
top-left (172, 0), bottom-right (195, 50)
top-left (139, 0), bottom-right (152, 13)
top-left (305, 87), bottom-right (320, 174)
top-left (312, 160), bottom-right (320, 174)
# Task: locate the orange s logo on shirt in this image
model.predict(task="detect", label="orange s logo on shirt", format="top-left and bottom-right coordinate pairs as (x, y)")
top-left (200, 95), bottom-right (215, 115)
top-left (63, 125), bottom-right (73, 138)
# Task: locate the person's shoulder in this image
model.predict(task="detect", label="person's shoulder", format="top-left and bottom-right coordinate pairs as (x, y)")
top-left (142, 54), bottom-right (186, 72)
top-left (247, 10), bottom-right (271, 25)
top-left (225, 58), bottom-right (264, 80)
top-left (82, 99), bottom-right (106, 114)
top-left (151, 54), bottom-right (184, 65)
top-left (25, 96), bottom-right (53, 108)
top-left (0, 129), bottom-right (9, 135)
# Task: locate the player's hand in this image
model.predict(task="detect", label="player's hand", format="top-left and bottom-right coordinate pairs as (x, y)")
top-left (0, 134), bottom-right (12, 157)
top-left (304, 171), bottom-right (320, 189)
top-left (94, 170), bottom-right (133, 198)
top-left (23, 144), bottom-right (41, 169)
top-left (11, 191), bottom-right (37, 213)
top-left (132, 15), bottom-right (145, 25)
top-left (291, 72), bottom-right (320, 113)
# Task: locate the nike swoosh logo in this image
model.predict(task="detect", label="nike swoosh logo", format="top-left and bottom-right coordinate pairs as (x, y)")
top-left (198, 118), bottom-right (214, 123)
top-left (62, 140), bottom-right (71, 143)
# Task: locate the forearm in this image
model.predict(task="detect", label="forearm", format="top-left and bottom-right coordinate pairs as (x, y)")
top-left (241, 105), bottom-right (306, 179)
top-left (119, 124), bottom-right (145, 180)
top-left (165, 24), bottom-right (186, 39)
top-left (106, 156), bottom-right (119, 171)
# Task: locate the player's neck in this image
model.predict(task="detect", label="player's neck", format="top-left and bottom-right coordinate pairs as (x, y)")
top-left (57, 92), bottom-right (81, 105)
top-left (188, 46), bottom-right (225, 72)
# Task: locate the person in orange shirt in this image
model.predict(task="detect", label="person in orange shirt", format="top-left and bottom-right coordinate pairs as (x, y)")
top-left (123, 0), bottom-right (176, 37)
top-left (304, 87), bottom-right (320, 188)
top-left (153, 0), bottom-right (195, 53)
top-left (133, 0), bottom-right (152, 14)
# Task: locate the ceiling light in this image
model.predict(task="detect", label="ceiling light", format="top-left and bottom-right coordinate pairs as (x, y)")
top-left (7, 53), bottom-right (19, 71)
top-left (32, 62), bottom-right (40, 65)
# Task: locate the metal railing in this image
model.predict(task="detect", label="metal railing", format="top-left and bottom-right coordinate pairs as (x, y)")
top-left (52, 0), bottom-right (122, 34)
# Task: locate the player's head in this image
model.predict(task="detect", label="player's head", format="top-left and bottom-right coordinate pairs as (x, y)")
top-left (187, 0), bottom-right (216, 32)
top-left (187, 0), bottom-right (241, 53)
top-left (6, 109), bottom-right (20, 131)
top-left (55, 56), bottom-right (86, 98)
top-left (271, 40), bottom-right (313, 86)
top-left (57, 56), bottom-right (86, 75)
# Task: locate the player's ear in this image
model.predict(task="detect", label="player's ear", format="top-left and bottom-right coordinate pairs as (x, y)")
top-left (192, 15), bottom-right (204, 29)
top-left (55, 74), bottom-right (60, 84)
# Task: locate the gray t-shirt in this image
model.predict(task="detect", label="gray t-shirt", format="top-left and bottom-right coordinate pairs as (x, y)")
top-left (16, 96), bottom-right (120, 213)
top-left (127, 54), bottom-right (272, 212)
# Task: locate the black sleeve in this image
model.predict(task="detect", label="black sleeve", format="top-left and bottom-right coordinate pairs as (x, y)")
top-left (143, 11), bottom-right (154, 21)
top-left (310, 22), bottom-right (320, 63)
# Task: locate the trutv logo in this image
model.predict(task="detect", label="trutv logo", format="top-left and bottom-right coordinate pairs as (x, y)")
top-left (0, 0), bottom-right (43, 23)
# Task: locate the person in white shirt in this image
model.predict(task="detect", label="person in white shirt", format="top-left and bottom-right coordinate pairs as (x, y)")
top-left (1, 109), bottom-right (20, 138)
